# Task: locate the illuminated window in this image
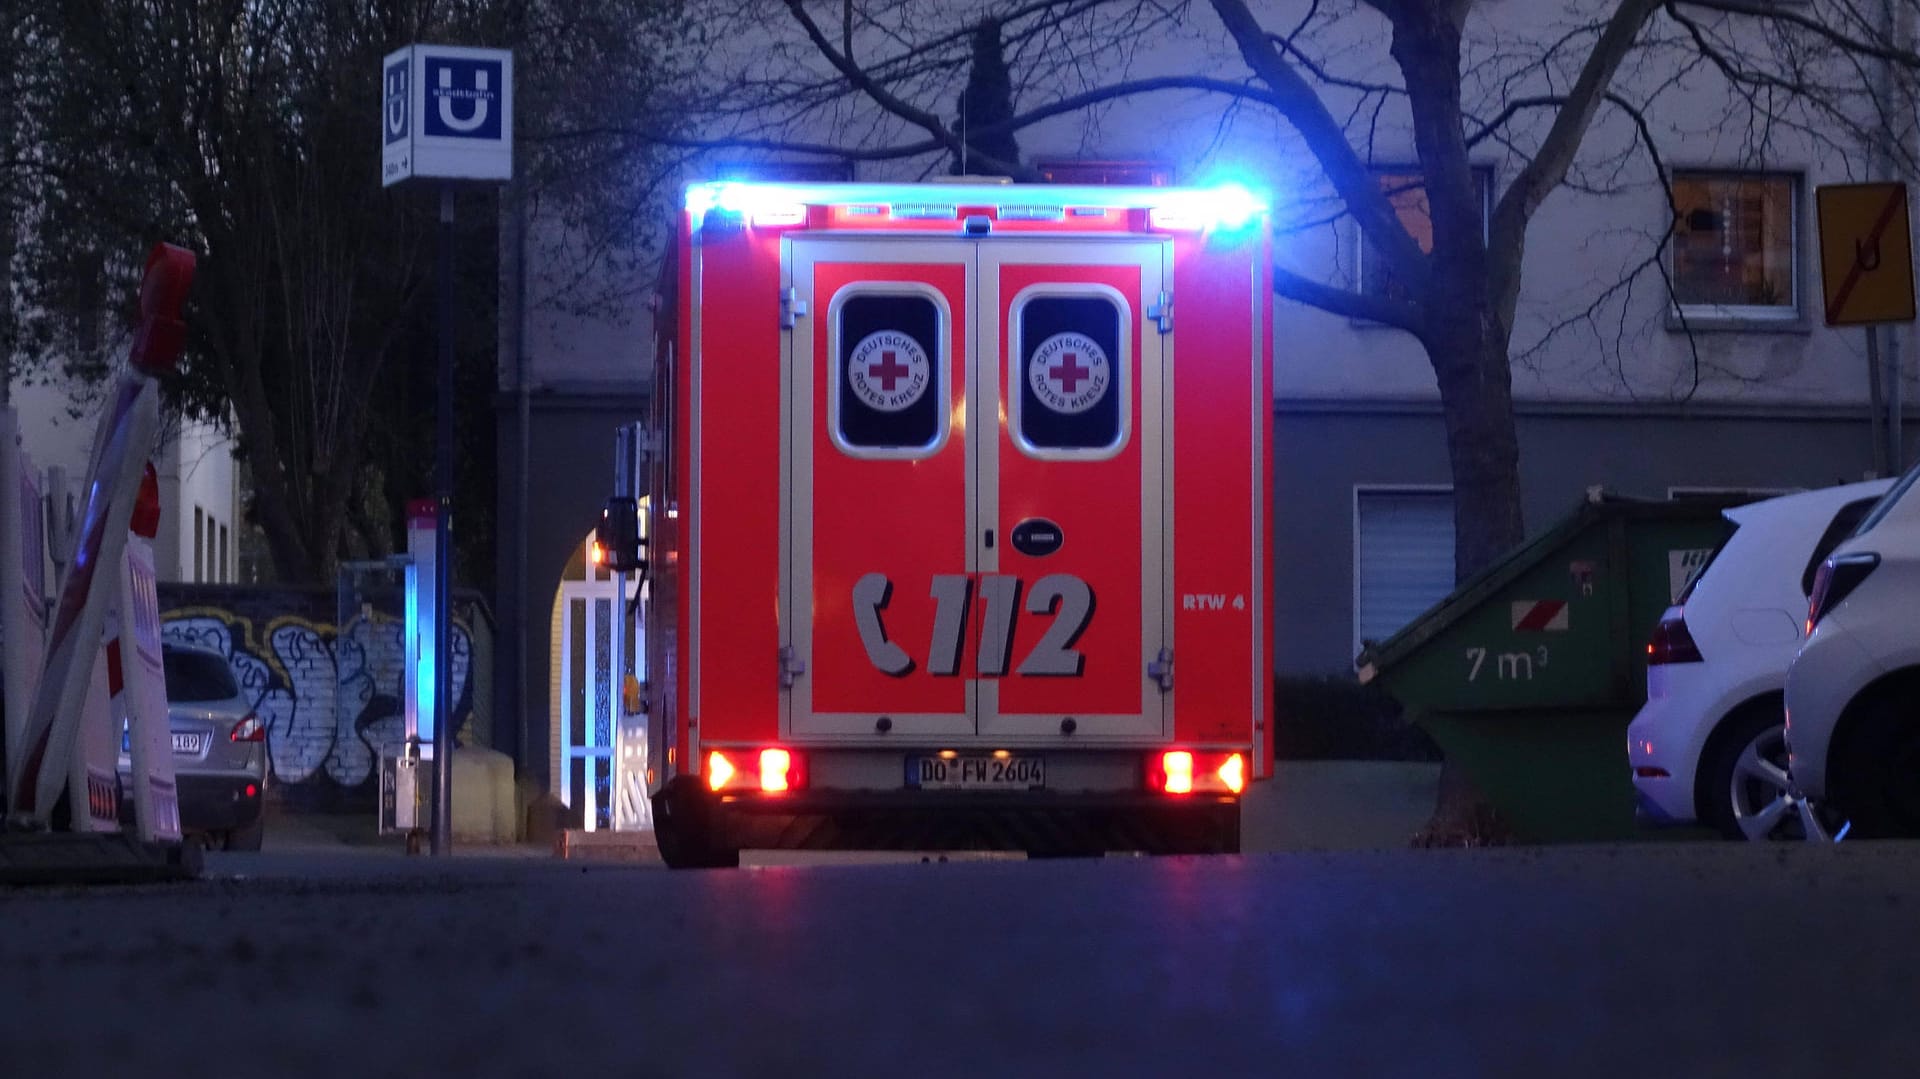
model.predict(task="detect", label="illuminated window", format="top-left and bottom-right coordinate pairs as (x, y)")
top-left (832, 290), bottom-right (947, 455)
top-left (1357, 167), bottom-right (1493, 303)
top-left (1011, 290), bottom-right (1126, 456)
top-left (1670, 171), bottom-right (1800, 320)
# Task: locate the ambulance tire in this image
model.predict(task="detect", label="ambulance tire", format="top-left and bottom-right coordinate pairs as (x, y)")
top-left (653, 783), bottom-right (740, 870)
top-left (655, 817), bottom-right (739, 869)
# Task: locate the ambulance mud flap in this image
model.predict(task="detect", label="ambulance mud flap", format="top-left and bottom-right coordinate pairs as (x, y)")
top-left (697, 789), bottom-right (1240, 857)
top-left (651, 778), bottom-right (741, 869)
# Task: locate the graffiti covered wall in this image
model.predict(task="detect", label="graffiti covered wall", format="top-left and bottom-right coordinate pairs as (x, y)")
top-left (158, 585), bottom-right (495, 808)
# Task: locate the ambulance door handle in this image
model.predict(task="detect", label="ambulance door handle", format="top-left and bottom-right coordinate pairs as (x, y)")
top-left (778, 645), bottom-right (806, 689)
top-left (984, 529), bottom-right (994, 549)
top-left (1149, 648), bottom-right (1174, 692)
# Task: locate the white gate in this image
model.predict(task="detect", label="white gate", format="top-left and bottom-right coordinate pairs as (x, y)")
top-left (555, 537), bottom-right (620, 830)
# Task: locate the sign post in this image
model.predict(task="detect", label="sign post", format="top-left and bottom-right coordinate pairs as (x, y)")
top-left (382, 44), bottom-right (512, 855)
top-left (1817, 182), bottom-right (1917, 473)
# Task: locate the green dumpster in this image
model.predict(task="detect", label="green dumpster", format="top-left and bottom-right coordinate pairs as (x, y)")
top-left (1356, 493), bottom-right (1738, 842)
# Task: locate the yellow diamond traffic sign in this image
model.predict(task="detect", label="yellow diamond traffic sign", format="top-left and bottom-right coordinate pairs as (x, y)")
top-left (1816, 182), bottom-right (1916, 326)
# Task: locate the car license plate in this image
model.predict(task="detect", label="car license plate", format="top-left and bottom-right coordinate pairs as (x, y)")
top-left (172, 733), bottom-right (204, 755)
top-left (909, 755), bottom-right (1045, 790)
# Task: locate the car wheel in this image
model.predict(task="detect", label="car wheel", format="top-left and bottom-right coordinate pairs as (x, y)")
top-left (1699, 707), bottom-right (1801, 841)
top-left (1828, 696), bottom-right (1920, 839)
top-left (226, 816), bottom-right (265, 852)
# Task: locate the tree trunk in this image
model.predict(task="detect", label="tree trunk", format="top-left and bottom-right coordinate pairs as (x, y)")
top-left (1414, 284), bottom-right (1527, 846)
top-left (953, 19), bottom-right (1019, 174)
top-left (1432, 319), bottom-right (1525, 582)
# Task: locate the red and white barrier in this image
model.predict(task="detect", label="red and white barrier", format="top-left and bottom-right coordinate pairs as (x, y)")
top-left (1, 409), bottom-right (47, 777)
top-left (114, 468), bottom-right (181, 843)
top-left (5, 243), bottom-right (195, 829)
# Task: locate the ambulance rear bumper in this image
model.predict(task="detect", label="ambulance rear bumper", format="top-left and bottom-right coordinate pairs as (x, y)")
top-left (692, 786), bottom-right (1241, 856)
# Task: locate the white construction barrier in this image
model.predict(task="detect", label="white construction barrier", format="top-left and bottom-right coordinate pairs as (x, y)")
top-left (0, 243), bottom-right (199, 884)
top-left (0, 409), bottom-right (47, 782)
top-left (113, 471), bottom-right (181, 844)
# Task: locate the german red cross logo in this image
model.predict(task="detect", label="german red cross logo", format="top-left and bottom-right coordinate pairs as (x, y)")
top-left (1029, 332), bottom-right (1111, 415)
top-left (848, 330), bottom-right (931, 412)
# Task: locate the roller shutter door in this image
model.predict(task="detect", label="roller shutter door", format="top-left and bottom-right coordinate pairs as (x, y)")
top-left (1353, 489), bottom-right (1455, 666)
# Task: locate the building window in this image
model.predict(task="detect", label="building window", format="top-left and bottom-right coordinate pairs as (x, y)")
top-left (1357, 167), bottom-right (1493, 303)
top-left (1352, 488), bottom-right (1455, 666)
top-left (1670, 171), bottom-right (1800, 321)
top-left (1034, 159), bottom-right (1173, 187)
top-left (193, 507), bottom-right (204, 583)
top-left (219, 524), bottom-right (229, 584)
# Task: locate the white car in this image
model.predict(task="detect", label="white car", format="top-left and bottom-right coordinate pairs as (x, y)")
top-left (1786, 462), bottom-right (1920, 839)
top-left (1628, 479), bottom-right (1891, 839)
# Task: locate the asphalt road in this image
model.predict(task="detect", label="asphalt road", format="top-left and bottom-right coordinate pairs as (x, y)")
top-left (2, 840), bottom-right (1916, 1077)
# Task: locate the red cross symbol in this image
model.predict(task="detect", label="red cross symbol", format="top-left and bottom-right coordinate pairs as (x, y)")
top-left (1050, 352), bottom-right (1091, 393)
top-left (869, 349), bottom-right (911, 391)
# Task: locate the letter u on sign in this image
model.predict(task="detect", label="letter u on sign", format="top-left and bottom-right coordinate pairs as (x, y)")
top-left (423, 58), bottom-right (503, 139)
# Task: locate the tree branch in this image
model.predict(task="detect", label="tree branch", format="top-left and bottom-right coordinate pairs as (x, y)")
top-left (781, 0), bottom-right (1036, 178)
top-left (1209, 0), bottom-right (1430, 300)
top-left (1488, 0), bottom-right (1663, 308)
top-left (1272, 263), bottom-right (1421, 333)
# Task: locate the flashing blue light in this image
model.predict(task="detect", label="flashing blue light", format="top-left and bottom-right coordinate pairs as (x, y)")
top-left (686, 182), bottom-right (806, 228)
top-left (1149, 182), bottom-right (1269, 232)
top-left (1211, 182), bottom-right (1267, 230)
top-left (406, 560), bottom-right (436, 743)
top-left (684, 178), bottom-right (1270, 232)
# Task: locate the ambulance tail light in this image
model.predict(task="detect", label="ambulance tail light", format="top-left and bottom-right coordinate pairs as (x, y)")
top-left (1149, 750), bottom-right (1248, 795)
top-left (706, 747), bottom-right (806, 793)
top-left (760, 748), bottom-right (795, 793)
top-left (1157, 751), bottom-right (1194, 794)
top-left (1217, 753), bottom-right (1246, 794)
top-left (706, 751), bottom-right (736, 792)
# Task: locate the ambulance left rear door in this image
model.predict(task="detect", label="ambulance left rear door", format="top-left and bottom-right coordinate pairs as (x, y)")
top-left (785, 240), bottom-right (976, 738)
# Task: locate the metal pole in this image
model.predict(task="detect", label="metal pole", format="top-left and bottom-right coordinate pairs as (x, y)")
top-left (1890, 326), bottom-right (1906, 471)
top-left (1869, 327), bottom-right (1889, 476)
top-left (432, 183), bottom-right (455, 856)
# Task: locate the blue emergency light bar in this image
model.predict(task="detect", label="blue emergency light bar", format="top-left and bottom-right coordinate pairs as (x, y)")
top-left (685, 179), bottom-right (1271, 233)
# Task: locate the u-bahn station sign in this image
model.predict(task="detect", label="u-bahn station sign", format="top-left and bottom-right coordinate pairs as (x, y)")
top-left (382, 43), bottom-right (514, 187)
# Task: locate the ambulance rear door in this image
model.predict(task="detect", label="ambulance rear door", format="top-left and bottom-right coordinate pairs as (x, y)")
top-left (785, 240), bottom-right (975, 738)
top-left (975, 240), bottom-right (1168, 740)
top-left (783, 235), bottom-right (1168, 743)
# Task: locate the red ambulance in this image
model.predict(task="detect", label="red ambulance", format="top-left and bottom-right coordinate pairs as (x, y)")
top-left (637, 180), bottom-right (1271, 867)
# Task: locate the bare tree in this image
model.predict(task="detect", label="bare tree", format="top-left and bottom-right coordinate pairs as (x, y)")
top-left (649, 0), bottom-right (1920, 577)
top-left (614, 0), bottom-right (1920, 839)
top-left (13, 0), bottom-right (687, 584)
